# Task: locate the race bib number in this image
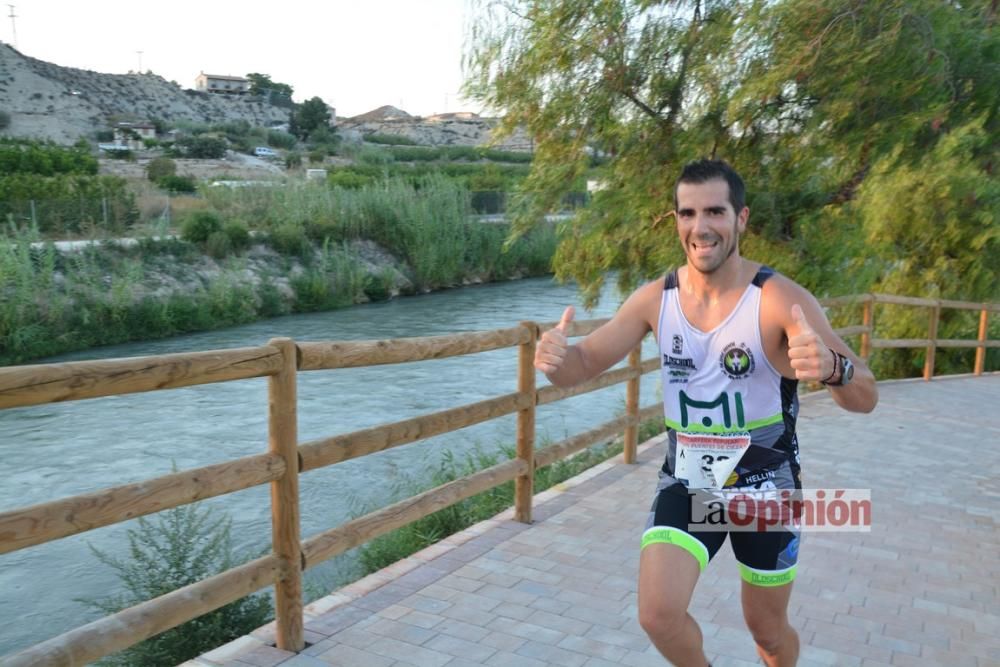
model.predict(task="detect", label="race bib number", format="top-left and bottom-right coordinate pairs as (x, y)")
top-left (675, 432), bottom-right (751, 489)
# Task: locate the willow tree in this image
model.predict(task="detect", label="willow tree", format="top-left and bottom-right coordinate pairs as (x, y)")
top-left (465, 0), bottom-right (999, 316)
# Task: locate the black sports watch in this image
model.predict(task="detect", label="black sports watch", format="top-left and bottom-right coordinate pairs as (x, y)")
top-left (822, 350), bottom-right (854, 387)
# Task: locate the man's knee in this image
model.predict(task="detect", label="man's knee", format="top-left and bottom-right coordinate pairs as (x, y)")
top-left (638, 599), bottom-right (689, 640)
top-left (744, 612), bottom-right (793, 654)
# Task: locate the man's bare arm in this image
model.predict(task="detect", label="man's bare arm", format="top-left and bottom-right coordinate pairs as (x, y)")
top-left (535, 280), bottom-right (660, 388)
top-left (783, 289), bottom-right (878, 413)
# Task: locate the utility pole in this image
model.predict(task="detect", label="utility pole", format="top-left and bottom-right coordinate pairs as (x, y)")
top-left (7, 4), bottom-right (17, 48)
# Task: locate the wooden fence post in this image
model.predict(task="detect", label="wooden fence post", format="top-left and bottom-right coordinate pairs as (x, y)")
top-left (515, 322), bottom-right (538, 524)
top-left (975, 308), bottom-right (989, 376)
top-left (623, 347), bottom-right (641, 464)
top-left (268, 337), bottom-right (303, 652)
top-left (923, 304), bottom-right (940, 381)
top-left (860, 296), bottom-right (874, 361)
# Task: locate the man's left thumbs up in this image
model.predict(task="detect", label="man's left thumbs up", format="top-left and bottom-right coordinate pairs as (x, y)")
top-left (787, 304), bottom-right (835, 381)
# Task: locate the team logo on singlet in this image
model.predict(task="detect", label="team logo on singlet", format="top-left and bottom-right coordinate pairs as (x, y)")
top-left (719, 342), bottom-right (755, 380)
top-left (672, 335), bottom-right (683, 355)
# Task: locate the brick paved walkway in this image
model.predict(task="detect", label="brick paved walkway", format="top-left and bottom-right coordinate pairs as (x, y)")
top-left (189, 375), bottom-right (999, 667)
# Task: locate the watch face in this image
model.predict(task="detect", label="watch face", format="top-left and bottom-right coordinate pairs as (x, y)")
top-left (844, 360), bottom-right (855, 382)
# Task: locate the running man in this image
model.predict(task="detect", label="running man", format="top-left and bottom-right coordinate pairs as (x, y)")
top-left (534, 159), bottom-right (878, 666)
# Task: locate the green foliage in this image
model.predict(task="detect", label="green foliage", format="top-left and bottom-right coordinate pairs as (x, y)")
top-left (181, 211), bottom-right (223, 244)
top-left (290, 96), bottom-right (332, 140)
top-left (0, 110), bottom-right (10, 130)
top-left (308, 148), bottom-right (326, 164)
top-left (95, 130), bottom-right (115, 142)
top-left (266, 129), bottom-right (297, 149)
top-left (364, 132), bottom-right (419, 146)
top-left (0, 174), bottom-right (138, 236)
top-left (80, 504), bottom-right (272, 667)
top-left (268, 222), bottom-right (311, 257)
top-left (284, 151), bottom-right (302, 169)
top-left (146, 157), bottom-right (177, 182)
top-left (205, 230), bottom-right (233, 259)
top-left (176, 135), bottom-right (227, 159)
top-left (0, 138), bottom-right (99, 176)
top-left (327, 169), bottom-right (375, 189)
top-left (246, 72), bottom-right (295, 106)
top-left (223, 220), bottom-right (251, 251)
top-left (360, 414), bottom-right (666, 573)
top-left (158, 174), bottom-right (198, 194)
top-left (466, 0), bottom-right (1000, 313)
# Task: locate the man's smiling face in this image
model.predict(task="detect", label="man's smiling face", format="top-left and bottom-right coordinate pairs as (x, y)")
top-left (675, 178), bottom-right (748, 275)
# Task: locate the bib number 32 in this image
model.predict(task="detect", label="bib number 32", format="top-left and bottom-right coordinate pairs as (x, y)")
top-left (675, 432), bottom-right (751, 489)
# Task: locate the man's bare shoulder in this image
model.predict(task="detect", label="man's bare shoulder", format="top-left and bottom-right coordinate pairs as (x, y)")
top-left (760, 269), bottom-right (818, 308)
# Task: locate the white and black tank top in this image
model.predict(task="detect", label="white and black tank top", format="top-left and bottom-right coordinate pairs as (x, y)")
top-left (657, 266), bottom-right (801, 490)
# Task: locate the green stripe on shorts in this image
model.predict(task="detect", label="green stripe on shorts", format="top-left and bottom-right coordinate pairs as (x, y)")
top-left (738, 562), bottom-right (797, 587)
top-left (641, 527), bottom-right (709, 571)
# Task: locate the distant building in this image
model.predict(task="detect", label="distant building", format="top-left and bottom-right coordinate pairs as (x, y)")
top-left (195, 72), bottom-right (250, 94)
top-left (112, 121), bottom-right (157, 150)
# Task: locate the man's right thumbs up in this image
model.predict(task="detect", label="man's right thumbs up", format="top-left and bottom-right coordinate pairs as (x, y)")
top-left (535, 306), bottom-right (575, 374)
top-left (556, 306), bottom-right (575, 334)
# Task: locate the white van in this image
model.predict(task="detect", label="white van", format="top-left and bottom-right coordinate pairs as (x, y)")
top-left (254, 146), bottom-right (278, 158)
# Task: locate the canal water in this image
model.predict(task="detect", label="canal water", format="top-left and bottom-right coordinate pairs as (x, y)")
top-left (0, 276), bottom-right (662, 655)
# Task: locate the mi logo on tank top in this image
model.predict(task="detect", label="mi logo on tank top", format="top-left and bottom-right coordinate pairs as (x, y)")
top-left (679, 390), bottom-right (746, 430)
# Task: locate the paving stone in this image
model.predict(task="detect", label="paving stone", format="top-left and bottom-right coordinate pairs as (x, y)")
top-left (191, 378), bottom-right (999, 667)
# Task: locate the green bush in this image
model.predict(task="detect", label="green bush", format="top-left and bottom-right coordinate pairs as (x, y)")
top-left (268, 222), bottom-right (311, 256)
top-left (327, 170), bottom-right (373, 189)
top-left (105, 148), bottom-right (135, 161)
top-left (205, 230), bottom-right (233, 259)
top-left (176, 136), bottom-right (227, 159)
top-left (146, 157), bottom-right (177, 182)
top-left (267, 130), bottom-right (296, 149)
top-left (181, 211), bottom-right (223, 244)
top-left (223, 220), bottom-right (251, 251)
top-left (0, 139), bottom-right (99, 175)
top-left (284, 151), bottom-right (302, 169)
top-left (308, 148), bottom-right (325, 164)
top-left (158, 174), bottom-right (197, 194)
top-left (365, 132), bottom-right (418, 146)
top-left (0, 110), bottom-right (10, 130)
top-left (79, 504), bottom-right (272, 667)
top-left (95, 130), bottom-right (114, 142)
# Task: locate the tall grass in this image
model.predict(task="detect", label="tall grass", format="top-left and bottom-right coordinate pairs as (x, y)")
top-left (203, 177), bottom-right (557, 290)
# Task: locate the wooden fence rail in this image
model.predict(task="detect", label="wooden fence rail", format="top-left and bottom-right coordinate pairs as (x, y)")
top-left (0, 292), bottom-right (996, 666)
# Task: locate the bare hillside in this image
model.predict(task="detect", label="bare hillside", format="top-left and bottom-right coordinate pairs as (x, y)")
top-left (0, 44), bottom-right (288, 144)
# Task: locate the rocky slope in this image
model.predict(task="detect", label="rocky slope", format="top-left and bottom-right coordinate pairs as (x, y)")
top-left (0, 44), bottom-right (288, 143)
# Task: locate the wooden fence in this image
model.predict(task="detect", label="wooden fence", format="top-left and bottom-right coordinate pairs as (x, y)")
top-left (0, 293), bottom-right (996, 666)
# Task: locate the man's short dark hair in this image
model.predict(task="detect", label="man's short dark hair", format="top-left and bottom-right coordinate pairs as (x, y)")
top-left (674, 159), bottom-right (746, 213)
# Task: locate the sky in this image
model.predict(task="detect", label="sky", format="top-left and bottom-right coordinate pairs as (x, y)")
top-left (3, 0), bottom-right (483, 118)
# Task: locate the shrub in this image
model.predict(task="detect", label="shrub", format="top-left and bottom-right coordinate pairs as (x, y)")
top-left (104, 148), bottom-right (135, 161)
top-left (146, 157), bottom-right (177, 182)
top-left (365, 133), bottom-right (418, 146)
top-left (205, 230), bottom-right (233, 258)
top-left (96, 129), bottom-right (114, 142)
top-left (266, 130), bottom-right (296, 150)
top-left (176, 136), bottom-right (227, 159)
top-left (158, 174), bottom-right (198, 194)
top-left (0, 110), bottom-right (9, 130)
top-left (327, 170), bottom-right (374, 189)
top-left (284, 151), bottom-right (302, 169)
top-left (268, 222), bottom-right (311, 256)
top-left (308, 148), bottom-right (325, 164)
top-left (181, 211), bottom-right (222, 244)
top-left (222, 220), bottom-right (251, 251)
top-left (79, 504), bottom-right (272, 667)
